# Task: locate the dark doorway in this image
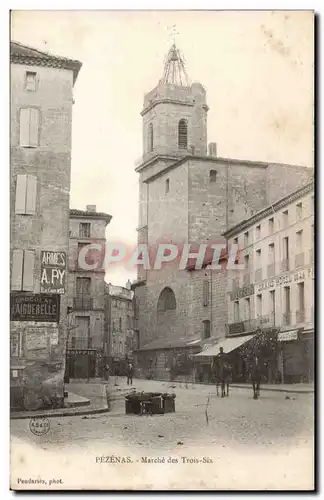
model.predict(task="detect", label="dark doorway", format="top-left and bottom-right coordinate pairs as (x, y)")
top-left (66, 350), bottom-right (96, 379)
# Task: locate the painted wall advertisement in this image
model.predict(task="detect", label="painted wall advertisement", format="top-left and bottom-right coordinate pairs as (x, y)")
top-left (40, 251), bottom-right (66, 294)
top-left (10, 294), bottom-right (60, 323)
top-left (256, 267), bottom-right (314, 293)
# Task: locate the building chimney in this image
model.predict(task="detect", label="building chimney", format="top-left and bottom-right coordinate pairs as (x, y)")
top-left (208, 142), bottom-right (217, 157)
top-left (126, 279), bottom-right (131, 290)
top-left (86, 205), bottom-right (96, 212)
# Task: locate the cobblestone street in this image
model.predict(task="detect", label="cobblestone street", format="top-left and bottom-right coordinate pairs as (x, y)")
top-left (11, 380), bottom-right (314, 490)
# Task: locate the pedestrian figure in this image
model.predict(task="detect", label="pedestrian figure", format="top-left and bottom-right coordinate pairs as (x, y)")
top-left (103, 364), bottom-right (110, 382)
top-left (127, 361), bottom-right (133, 385)
top-left (114, 363), bottom-right (120, 386)
top-left (251, 356), bottom-right (261, 399)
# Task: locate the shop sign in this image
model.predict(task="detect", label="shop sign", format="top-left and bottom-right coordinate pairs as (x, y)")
top-left (278, 330), bottom-right (298, 342)
top-left (10, 293), bottom-right (60, 323)
top-left (40, 251), bottom-right (66, 294)
top-left (256, 267), bottom-right (314, 293)
top-left (67, 349), bottom-right (96, 355)
top-left (230, 284), bottom-right (254, 301)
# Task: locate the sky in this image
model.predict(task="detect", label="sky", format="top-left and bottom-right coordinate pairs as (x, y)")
top-left (11, 10), bottom-right (314, 286)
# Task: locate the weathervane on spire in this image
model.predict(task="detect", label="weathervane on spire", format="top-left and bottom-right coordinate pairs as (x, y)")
top-left (162, 25), bottom-right (190, 87)
top-left (167, 24), bottom-right (180, 45)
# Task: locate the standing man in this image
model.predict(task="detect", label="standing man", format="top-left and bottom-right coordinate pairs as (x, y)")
top-left (251, 356), bottom-right (261, 399)
top-left (127, 361), bottom-right (133, 386)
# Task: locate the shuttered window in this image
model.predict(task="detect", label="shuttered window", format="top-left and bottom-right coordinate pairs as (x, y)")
top-left (15, 174), bottom-right (37, 214)
top-left (11, 249), bottom-right (35, 291)
top-left (11, 250), bottom-right (24, 291)
top-left (23, 250), bottom-right (35, 291)
top-left (19, 108), bottom-right (40, 147)
top-left (203, 280), bottom-right (209, 307)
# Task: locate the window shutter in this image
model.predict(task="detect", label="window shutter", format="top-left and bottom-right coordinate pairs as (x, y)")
top-left (23, 250), bottom-right (35, 291)
top-left (15, 175), bottom-right (27, 214)
top-left (25, 175), bottom-right (37, 214)
top-left (203, 281), bottom-right (209, 306)
top-left (29, 109), bottom-right (40, 147)
top-left (19, 108), bottom-right (31, 147)
top-left (11, 250), bottom-right (24, 290)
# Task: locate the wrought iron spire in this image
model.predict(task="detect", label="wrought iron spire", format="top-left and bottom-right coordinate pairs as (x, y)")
top-left (161, 42), bottom-right (190, 87)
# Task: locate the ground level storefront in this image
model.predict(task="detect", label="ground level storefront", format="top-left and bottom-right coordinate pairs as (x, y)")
top-left (65, 349), bottom-right (103, 380)
top-left (132, 327), bottom-right (314, 385)
top-left (194, 329), bottom-right (279, 384)
top-left (278, 328), bottom-right (314, 383)
top-left (133, 338), bottom-right (202, 381)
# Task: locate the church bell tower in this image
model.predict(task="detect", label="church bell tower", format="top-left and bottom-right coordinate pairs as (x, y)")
top-left (140, 43), bottom-right (209, 167)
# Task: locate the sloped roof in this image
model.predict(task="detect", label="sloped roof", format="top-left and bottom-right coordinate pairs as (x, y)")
top-left (134, 337), bottom-right (202, 352)
top-left (69, 209), bottom-right (112, 225)
top-left (10, 41), bottom-right (82, 84)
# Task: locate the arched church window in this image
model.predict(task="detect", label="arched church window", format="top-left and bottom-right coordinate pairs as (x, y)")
top-left (148, 123), bottom-right (154, 152)
top-left (178, 119), bottom-right (188, 149)
top-left (157, 287), bottom-right (176, 312)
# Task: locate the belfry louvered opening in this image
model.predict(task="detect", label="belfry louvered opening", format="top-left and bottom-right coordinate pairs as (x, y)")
top-left (178, 119), bottom-right (188, 149)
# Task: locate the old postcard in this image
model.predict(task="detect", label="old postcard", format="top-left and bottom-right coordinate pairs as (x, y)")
top-left (10, 9), bottom-right (314, 491)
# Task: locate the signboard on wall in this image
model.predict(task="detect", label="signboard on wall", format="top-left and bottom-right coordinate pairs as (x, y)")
top-left (40, 251), bottom-right (66, 294)
top-left (278, 330), bottom-right (298, 342)
top-left (230, 284), bottom-right (254, 301)
top-left (256, 267), bottom-right (314, 293)
top-left (10, 294), bottom-right (60, 323)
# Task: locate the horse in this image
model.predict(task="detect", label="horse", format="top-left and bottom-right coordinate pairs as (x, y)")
top-left (212, 356), bottom-right (231, 397)
top-left (250, 357), bottom-right (262, 399)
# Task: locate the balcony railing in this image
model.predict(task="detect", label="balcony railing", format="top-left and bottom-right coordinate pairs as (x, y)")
top-left (281, 258), bottom-right (289, 272)
top-left (243, 273), bottom-right (250, 286)
top-left (255, 268), bottom-right (262, 282)
top-left (267, 263), bottom-right (275, 277)
top-left (282, 311), bottom-right (292, 326)
top-left (296, 309), bottom-right (305, 324)
top-left (295, 252), bottom-right (305, 268)
top-left (227, 314), bottom-right (277, 336)
top-left (73, 297), bottom-right (94, 310)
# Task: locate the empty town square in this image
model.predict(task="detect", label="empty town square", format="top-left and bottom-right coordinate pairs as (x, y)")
top-left (11, 379), bottom-right (314, 490)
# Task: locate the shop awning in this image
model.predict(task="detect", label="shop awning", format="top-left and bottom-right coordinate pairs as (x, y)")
top-left (194, 334), bottom-right (256, 357)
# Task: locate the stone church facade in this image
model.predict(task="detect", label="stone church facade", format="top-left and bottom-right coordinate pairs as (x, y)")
top-left (132, 44), bottom-right (313, 381)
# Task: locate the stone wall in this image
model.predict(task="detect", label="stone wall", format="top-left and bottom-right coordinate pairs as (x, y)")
top-left (10, 62), bottom-right (75, 408)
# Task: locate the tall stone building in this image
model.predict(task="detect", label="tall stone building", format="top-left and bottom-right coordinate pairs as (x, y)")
top-left (132, 43), bottom-right (313, 380)
top-left (66, 205), bottom-right (112, 379)
top-left (10, 41), bottom-right (81, 408)
top-left (223, 180), bottom-right (314, 383)
top-left (104, 282), bottom-right (135, 371)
